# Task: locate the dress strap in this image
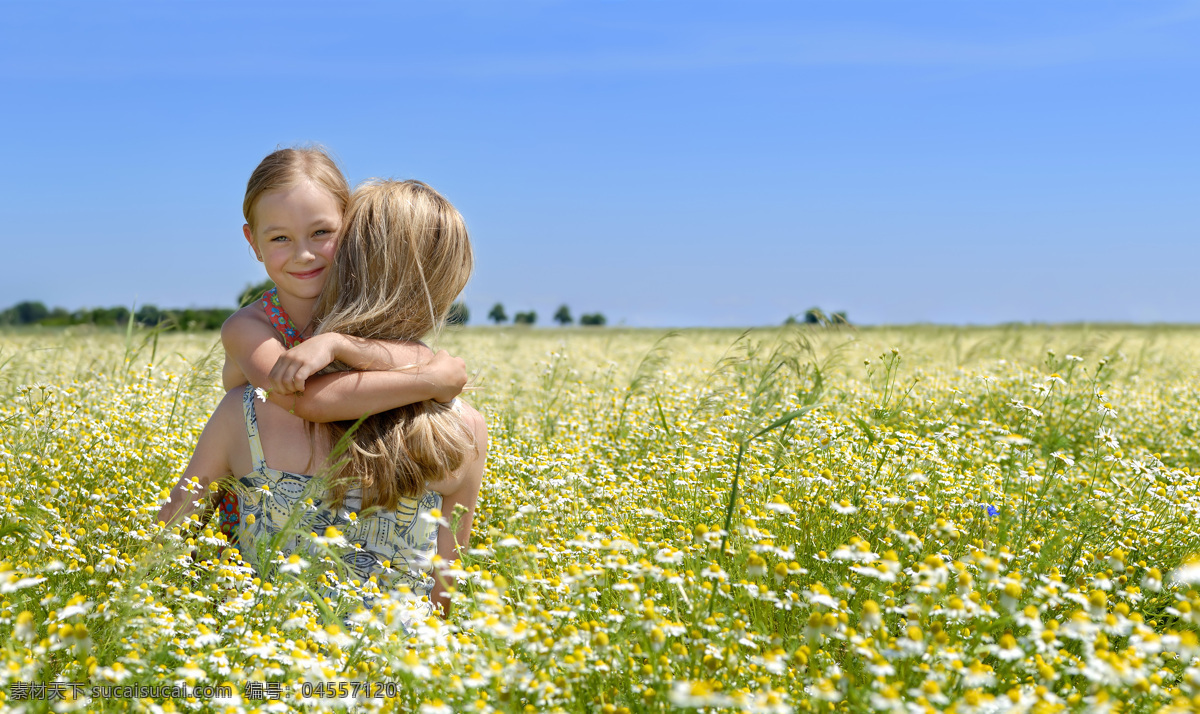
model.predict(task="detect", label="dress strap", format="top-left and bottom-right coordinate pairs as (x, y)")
top-left (241, 386), bottom-right (268, 470)
top-left (260, 287), bottom-right (304, 348)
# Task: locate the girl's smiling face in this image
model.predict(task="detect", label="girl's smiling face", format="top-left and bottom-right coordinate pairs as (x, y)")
top-left (243, 181), bottom-right (342, 302)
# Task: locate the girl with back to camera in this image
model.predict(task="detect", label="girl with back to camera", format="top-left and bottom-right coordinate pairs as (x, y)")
top-left (214, 147), bottom-right (469, 547)
top-left (158, 179), bottom-right (488, 618)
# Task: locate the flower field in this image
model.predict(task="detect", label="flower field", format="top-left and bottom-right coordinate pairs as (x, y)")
top-left (3, 324), bottom-right (1200, 713)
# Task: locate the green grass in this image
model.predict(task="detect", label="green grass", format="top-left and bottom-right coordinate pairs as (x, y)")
top-left (2, 325), bottom-right (1200, 712)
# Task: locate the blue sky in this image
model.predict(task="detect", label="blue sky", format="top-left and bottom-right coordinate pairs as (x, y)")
top-left (3, 1), bottom-right (1198, 326)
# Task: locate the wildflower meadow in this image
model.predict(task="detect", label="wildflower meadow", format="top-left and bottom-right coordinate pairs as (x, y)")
top-left (3, 324), bottom-right (1200, 713)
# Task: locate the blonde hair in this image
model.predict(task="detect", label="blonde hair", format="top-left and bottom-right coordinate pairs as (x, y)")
top-left (314, 179), bottom-right (475, 510)
top-left (243, 147), bottom-right (351, 230)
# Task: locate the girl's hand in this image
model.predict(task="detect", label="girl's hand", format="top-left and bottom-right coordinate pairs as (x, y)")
top-left (426, 350), bottom-right (468, 403)
top-left (269, 334), bottom-right (341, 395)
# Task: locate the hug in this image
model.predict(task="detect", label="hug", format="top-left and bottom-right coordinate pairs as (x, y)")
top-left (156, 147), bottom-right (488, 620)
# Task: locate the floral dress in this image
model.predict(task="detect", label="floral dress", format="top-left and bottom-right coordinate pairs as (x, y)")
top-left (234, 385), bottom-right (443, 607)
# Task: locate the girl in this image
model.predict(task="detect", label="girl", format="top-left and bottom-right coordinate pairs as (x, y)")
top-left (223, 146), bottom-right (467, 413)
top-left (214, 148), bottom-right (468, 545)
top-left (158, 178), bottom-right (487, 618)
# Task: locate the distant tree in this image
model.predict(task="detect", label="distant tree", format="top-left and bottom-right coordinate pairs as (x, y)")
top-left (14, 301), bottom-right (49, 325)
top-left (447, 301), bottom-right (469, 326)
top-left (513, 310), bottom-right (537, 326)
top-left (200, 309), bottom-right (232, 330)
top-left (830, 311), bottom-right (850, 326)
top-left (162, 308), bottom-right (231, 331)
top-left (579, 313), bottom-right (607, 327)
top-left (783, 315), bottom-right (799, 326)
top-left (90, 306), bottom-right (129, 326)
top-left (804, 307), bottom-right (826, 325)
top-left (488, 302), bottom-right (508, 325)
top-left (42, 307), bottom-right (71, 326)
top-left (89, 308), bottom-right (111, 326)
top-left (177, 309), bottom-right (198, 330)
top-left (553, 304), bottom-right (573, 326)
top-left (239, 279), bottom-right (276, 308)
top-left (136, 304), bottom-right (163, 327)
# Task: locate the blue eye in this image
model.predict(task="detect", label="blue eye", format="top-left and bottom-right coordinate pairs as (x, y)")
top-left (271, 235), bottom-right (289, 242)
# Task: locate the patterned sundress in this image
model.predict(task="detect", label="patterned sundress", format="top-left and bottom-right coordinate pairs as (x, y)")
top-left (232, 386), bottom-right (443, 609)
top-left (216, 288), bottom-right (306, 548)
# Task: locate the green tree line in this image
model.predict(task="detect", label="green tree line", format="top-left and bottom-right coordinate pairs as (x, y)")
top-left (0, 279), bottom-right (276, 330)
top-left (485, 303), bottom-right (606, 326)
top-left (0, 279), bottom-right (589, 331)
top-left (0, 300), bottom-right (235, 330)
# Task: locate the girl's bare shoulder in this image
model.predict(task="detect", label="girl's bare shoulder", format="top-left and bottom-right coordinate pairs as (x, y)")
top-left (220, 305), bottom-right (276, 346)
top-left (222, 304), bottom-right (271, 330)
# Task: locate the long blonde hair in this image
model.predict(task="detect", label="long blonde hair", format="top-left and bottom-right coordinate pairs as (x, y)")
top-left (243, 146), bottom-right (351, 230)
top-left (313, 179), bottom-right (475, 509)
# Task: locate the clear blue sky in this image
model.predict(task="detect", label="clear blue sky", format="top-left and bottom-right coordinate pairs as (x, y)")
top-left (3, 1), bottom-right (1198, 326)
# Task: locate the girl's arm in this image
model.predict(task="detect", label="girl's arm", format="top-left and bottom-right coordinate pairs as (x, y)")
top-left (155, 390), bottom-right (241, 530)
top-left (267, 332), bottom-right (462, 400)
top-left (428, 403), bottom-right (489, 617)
top-left (222, 354), bottom-right (249, 391)
top-left (222, 311), bottom-right (466, 423)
